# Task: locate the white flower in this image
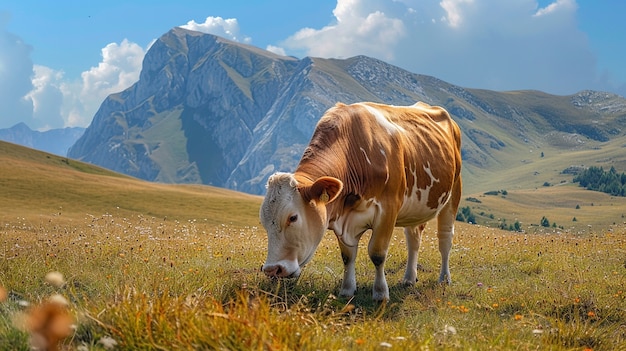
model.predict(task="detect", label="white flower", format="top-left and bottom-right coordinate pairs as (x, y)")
top-left (48, 294), bottom-right (69, 306)
top-left (45, 271), bottom-right (65, 288)
top-left (445, 324), bottom-right (457, 334)
top-left (99, 336), bottom-right (118, 349)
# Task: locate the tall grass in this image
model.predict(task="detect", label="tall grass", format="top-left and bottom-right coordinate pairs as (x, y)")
top-left (0, 213), bottom-right (624, 350)
top-left (0, 141), bottom-right (624, 349)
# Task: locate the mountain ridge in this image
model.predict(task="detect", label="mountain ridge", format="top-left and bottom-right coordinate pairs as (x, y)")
top-left (0, 122), bottom-right (85, 157)
top-left (67, 27), bottom-right (626, 195)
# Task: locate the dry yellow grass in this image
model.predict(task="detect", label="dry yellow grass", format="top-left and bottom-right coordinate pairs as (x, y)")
top-left (0, 141), bottom-right (624, 350)
top-left (462, 185), bottom-right (626, 233)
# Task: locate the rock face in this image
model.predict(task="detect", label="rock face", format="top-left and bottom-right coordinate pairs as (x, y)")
top-left (0, 123), bottom-right (84, 156)
top-left (68, 27), bottom-right (626, 195)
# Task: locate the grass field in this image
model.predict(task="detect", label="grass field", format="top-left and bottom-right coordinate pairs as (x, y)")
top-left (0, 141), bottom-right (625, 350)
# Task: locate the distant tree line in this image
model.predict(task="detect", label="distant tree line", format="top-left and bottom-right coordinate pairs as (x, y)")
top-left (573, 166), bottom-right (626, 197)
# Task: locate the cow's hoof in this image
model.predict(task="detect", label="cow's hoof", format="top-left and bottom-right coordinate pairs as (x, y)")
top-left (401, 278), bottom-right (417, 286)
top-left (339, 288), bottom-right (356, 298)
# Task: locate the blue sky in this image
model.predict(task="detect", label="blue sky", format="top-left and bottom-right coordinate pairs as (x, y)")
top-left (1, 0), bottom-right (624, 130)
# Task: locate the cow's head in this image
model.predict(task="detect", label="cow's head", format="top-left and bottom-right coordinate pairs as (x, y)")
top-left (260, 172), bottom-right (343, 278)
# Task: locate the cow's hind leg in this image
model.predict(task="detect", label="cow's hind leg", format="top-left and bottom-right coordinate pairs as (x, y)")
top-left (337, 238), bottom-right (358, 297)
top-left (437, 176), bottom-right (462, 284)
top-left (402, 224), bottom-right (425, 285)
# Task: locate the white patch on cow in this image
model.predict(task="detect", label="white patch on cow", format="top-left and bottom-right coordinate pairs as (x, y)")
top-left (359, 103), bottom-right (406, 134)
top-left (396, 162), bottom-right (444, 226)
top-left (438, 191), bottom-right (451, 208)
top-left (422, 163), bottom-right (440, 187)
top-left (330, 197), bottom-right (381, 247)
top-left (380, 148), bottom-right (389, 184)
top-left (360, 147), bottom-right (372, 165)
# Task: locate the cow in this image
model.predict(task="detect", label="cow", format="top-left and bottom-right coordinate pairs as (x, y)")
top-left (260, 101), bottom-right (462, 301)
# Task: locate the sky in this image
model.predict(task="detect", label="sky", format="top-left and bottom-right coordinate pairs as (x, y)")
top-left (1, 0), bottom-right (625, 130)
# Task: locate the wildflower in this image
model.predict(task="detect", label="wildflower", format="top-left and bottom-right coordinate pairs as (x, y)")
top-left (99, 336), bottom-right (118, 350)
top-left (48, 294), bottom-right (69, 306)
top-left (587, 311), bottom-right (596, 318)
top-left (444, 325), bottom-right (457, 335)
top-left (355, 338), bottom-right (365, 345)
top-left (45, 271), bottom-right (65, 288)
top-left (492, 303), bottom-right (499, 308)
top-left (24, 297), bottom-right (75, 351)
top-left (514, 314), bottom-right (523, 321)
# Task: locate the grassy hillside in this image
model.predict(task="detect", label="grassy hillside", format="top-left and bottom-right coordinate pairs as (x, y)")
top-left (0, 141), bottom-right (261, 226)
top-left (0, 141), bottom-right (624, 350)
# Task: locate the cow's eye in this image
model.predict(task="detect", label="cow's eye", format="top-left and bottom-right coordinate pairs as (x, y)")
top-left (288, 215), bottom-right (298, 223)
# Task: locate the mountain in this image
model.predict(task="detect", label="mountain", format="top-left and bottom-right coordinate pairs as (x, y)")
top-left (68, 27), bottom-right (626, 195)
top-left (0, 123), bottom-right (84, 157)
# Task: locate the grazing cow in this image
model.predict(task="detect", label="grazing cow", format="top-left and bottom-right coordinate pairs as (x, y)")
top-left (260, 102), bottom-right (462, 301)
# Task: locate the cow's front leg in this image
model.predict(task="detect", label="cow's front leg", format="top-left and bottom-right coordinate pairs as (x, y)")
top-left (337, 238), bottom-right (358, 297)
top-left (402, 224), bottom-right (424, 285)
top-left (368, 226), bottom-right (395, 301)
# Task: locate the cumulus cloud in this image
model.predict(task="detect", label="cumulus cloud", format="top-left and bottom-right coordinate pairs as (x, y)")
top-left (0, 16), bottom-right (35, 128)
top-left (73, 39), bottom-right (145, 127)
top-left (282, 0), bottom-right (405, 61)
top-left (266, 45), bottom-right (286, 56)
top-left (279, 0), bottom-right (608, 95)
top-left (181, 16), bottom-right (251, 44)
top-left (25, 65), bottom-right (65, 130)
top-left (0, 28), bottom-right (146, 130)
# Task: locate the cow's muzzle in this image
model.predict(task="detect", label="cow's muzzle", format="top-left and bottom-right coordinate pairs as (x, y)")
top-left (262, 263), bottom-right (300, 279)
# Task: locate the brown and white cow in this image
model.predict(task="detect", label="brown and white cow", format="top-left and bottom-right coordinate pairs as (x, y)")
top-left (260, 101), bottom-right (462, 301)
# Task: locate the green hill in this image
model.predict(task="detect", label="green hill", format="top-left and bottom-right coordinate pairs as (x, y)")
top-left (0, 141), bottom-right (262, 226)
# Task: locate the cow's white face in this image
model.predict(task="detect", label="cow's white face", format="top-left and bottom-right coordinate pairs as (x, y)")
top-left (260, 172), bottom-right (343, 278)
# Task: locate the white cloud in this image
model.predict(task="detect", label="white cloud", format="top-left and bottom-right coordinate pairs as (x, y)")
top-left (266, 45), bottom-right (286, 56)
top-left (279, 0), bottom-right (606, 95)
top-left (440, 0), bottom-right (474, 27)
top-left (0, 19), bottom-right (34, 128)
top-left (1, 15), bottom-right (147, 130)
top-left (25, 65), bottom-right (64, 130)
top-left (281, 0), bottom-right (405, 60)
top-left (76, 39), bottom-right (145, 127)
top-left (534, 0), bottom-right (576, 17)
top-left (180, 16), bottom-right (251, 44)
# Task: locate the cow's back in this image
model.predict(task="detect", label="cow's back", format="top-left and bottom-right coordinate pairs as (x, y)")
top-left (295, 101), bottom-right (461, 228)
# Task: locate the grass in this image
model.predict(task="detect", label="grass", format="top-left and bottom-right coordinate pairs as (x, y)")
top-left (0, 141), bottom-right (625, 350)
top-left (460, 185), bottom-right (626, 233)
top-left (1, 216), bottom-right (624, 350)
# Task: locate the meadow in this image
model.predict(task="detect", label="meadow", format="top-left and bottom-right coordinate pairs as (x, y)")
top-left (0, 141), bottom-right (625, 350)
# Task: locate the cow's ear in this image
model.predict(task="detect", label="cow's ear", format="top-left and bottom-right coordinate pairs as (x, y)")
top-left (309, 176), bottom-right (343, 204)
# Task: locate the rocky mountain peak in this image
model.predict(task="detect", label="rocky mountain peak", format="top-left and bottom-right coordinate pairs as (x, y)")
top-left (68, 28), bottom-right (626, 195)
